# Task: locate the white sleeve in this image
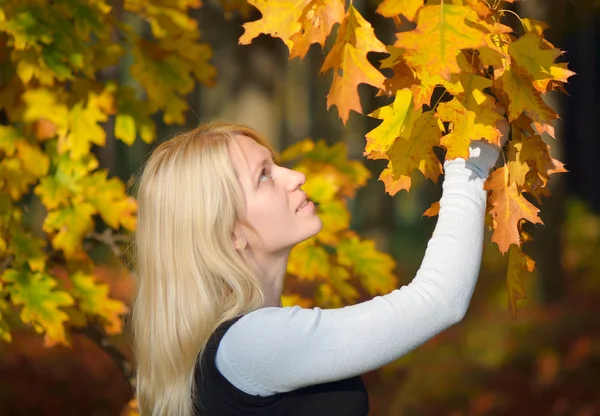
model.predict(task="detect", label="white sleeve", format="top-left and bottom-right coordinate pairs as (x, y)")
top-left (216, 141), bottom-right (500, 396)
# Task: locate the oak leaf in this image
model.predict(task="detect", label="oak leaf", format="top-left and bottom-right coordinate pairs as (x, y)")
top-left (70, 272), bottom-right (128, 335)
top-left (508, 33), bottom-right (575, 93)
top-left (290, 0), bottom-right (345, 59)
top-left (288, 238), bottom-right (331, 280)
top-left (485, 166), bottom-right (543, 253)
top-left (386, 110), bottom-right (443, 188)
top-left (375, 0), bottom-right (423, 21)
top-left (320, 5), bottom-right (387, 124)
top-left (337, 235), bottom-right (397, 295)
top-left (394, 4), bottom-right (489, 81)
top-left (239, 0), bottom-right (311, 49)
top-left (1, 268), bottom-right (74, 346)
top-left (436, 97), bottom-right (502, 159)
top-left (495, 64), bottom-right (558, 132)
top-left (506, 243), bottom-right (535, 318)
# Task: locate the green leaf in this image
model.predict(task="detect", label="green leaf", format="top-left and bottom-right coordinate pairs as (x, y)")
top-left (1, 268), bottom-right (74, 346)
top-left (70, 272), bottom-right (128, 335)
top-left (337, 236), bottom-right (398, 295)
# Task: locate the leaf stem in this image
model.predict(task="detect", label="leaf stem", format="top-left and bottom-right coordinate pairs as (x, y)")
top-left (498, 9), bottom-right (526, 31)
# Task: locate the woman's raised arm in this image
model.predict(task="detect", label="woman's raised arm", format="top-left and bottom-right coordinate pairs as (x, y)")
top-left (216, 140), bottom-right (501, 396)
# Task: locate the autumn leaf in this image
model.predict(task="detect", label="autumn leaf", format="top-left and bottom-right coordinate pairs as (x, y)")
top-left (375, 0), bottom-right (423, 21)
top-left (239, 0), bottom-right (311, 49)
top-left (386, 110), bottom-right (443, 187)
top-left (485, 166), bottom-right (544, 254)
top-left (315, 199), bottom-right (350, 245)
top-left (8, 230), bottom-right (47, 272)
top-left (281, 294), bottom-right (314, 308)
top-left (320, 5), bottom-right (387, 124)
top-left (423, 200), bottom-right (440, 217)
top-left (496, 63), bottom-right (558, 132)
top-left (80, 171), bottom-right (138, 231)
top-left (394, 4), bottom-right (490, 81)
top-left (436, 96), bottom-right (503, 159)
top-left (365, 89), bottom-right (420, 155)
top-left (1, 268), bottom-right (74, 346)
top-left (70, 272), bottom-right (128, 335)
top-left (337, 235), bottom-right (397, 295)
top-left (506, 243), bottom-right (535, 318)
top-left (288, 238), bottom-right (331, 280)
top-left (43, 203), bottom-right (96, 259)
top-left (508, 33), bottom-right (575, 93)
top-left (290, 0), bottom-right (345, 59)
top-left (329, 265), bottom-right (360, 303)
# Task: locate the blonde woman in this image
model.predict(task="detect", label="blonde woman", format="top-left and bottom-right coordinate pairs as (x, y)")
top-left (131, 121), bottom-right (508, 415)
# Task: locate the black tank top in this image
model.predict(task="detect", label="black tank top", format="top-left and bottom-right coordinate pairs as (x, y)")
top-left (194, 315), bottom-right (370, 415)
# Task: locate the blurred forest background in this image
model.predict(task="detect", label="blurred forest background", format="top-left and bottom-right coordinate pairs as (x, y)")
top-left (1, 0), bottom-right (599, 415)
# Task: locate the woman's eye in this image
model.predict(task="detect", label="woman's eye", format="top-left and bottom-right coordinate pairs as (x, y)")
top-left (259, 169), bottom-right (271, 183)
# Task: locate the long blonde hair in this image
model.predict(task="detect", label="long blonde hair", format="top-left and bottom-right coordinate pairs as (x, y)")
top-left (130, 122), bottom-right (274, 415)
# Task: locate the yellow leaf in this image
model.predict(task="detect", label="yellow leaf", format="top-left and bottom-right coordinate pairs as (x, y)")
top-left (506, 138), bottom-right (529, 186)
top-left (288, 238), bottom-right (331, 280)
top-left (81, 171), bottom-right (138, 231)
top-left (239, 0), bottom-right (312, 49)
top-left (0, 125), bottom-right (19, 155)
top-left (43, 202), bottom-right (96, 259)
top-left (281, 294), bottom-right (314, 308)
top-left (508, 33), bottom-right (575, 93)
top-left (436, 97), bottom-right (503, 159)
top-left (8, 230), bottom-right (47, 272)
top-left (520, 18), bottom-right (549, 36)
top-left (22, 89), bottom-right (69, 135)
top-left (386, 110), bottom-right (443, 186)
top-left (0, 157), bottom-right (36, 200)
top-left (365, 89), bottom-right (420, 155)
top-left (337, 235), bottom-right (397, 295)
top-left (66, 94), bottom-right (108, 160)
top-left (15, 140), bottom-right (50, 178)
top-left (496, 64), bottom-right (558, 126)
top-left (378, 164), bottom-right (412, 196)
top-left (506, 244), bottom-right (535, 318)
top-left (1, 269), bottom-right (74, 346)
top-left (315, 199), bottom-right (350, 245)
top-left (484, 166), bottom-right (544, 254)
top-left (278, 138), bottom-right (315, 162)
top-left (394, 4), bottom-right (489, 81)
top-left (289, 0), bottom-right (345, 60)
top-left (115, 114), bottom-right (136, 146)
top-left (298, 164), bottom-right (342, 203)
top-left (376, 0), bottom-right (423, 20)
top-left (329, 265), bottom-right (359, 303)
top-left (70, 272), bottom-right (128, 335)
top-left (320, 5), bottom-right (387, 124)
top-left (34, 176), bottom-right (72, 210)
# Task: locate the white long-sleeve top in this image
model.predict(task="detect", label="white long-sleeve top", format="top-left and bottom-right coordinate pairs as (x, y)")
top-left (216, 141), bottom-right (500, 397)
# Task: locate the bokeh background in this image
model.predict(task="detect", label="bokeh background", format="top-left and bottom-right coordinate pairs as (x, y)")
top-left (1, 0), bottom-right (599, 415)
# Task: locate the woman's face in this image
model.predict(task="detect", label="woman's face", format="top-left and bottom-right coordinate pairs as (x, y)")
top-left (229, 135), bottom-right (322, 255)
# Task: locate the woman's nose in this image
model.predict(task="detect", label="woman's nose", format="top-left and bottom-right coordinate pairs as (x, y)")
top-left (286, 168), bottom-right (306, 191)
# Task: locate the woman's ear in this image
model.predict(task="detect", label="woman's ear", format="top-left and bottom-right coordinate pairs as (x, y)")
top-left (231, 226), bottom-right (247, 251)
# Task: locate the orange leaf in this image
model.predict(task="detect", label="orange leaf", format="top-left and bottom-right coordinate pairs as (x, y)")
top-left (485, 166), bottom-right (543, 253)
top-left (239, 0), bottom-right (312, 49)
top-left (436, 97), bottom-right (503, 160)
top-left (375, 0), bottom-right (423, 21)
top-left (495, 64), bottom-right (558, 126)
top-left (423, 200), bottom-right (440, 217)
top-left (506, 243), bottom-right (535, 318)
top-left (320, 5), bottom-right (387, 124)
top-left (386, 110), bottom-right (443, 185)
top-left (394, 4), bottom-right (490, 81)
top-left (290, 0), bottom-right (345, 59)
top-left (508, 33), bottom-right (575, 93)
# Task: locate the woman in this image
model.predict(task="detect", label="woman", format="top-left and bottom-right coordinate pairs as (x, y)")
top-left (131, 121), bottom-right (507, 415)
